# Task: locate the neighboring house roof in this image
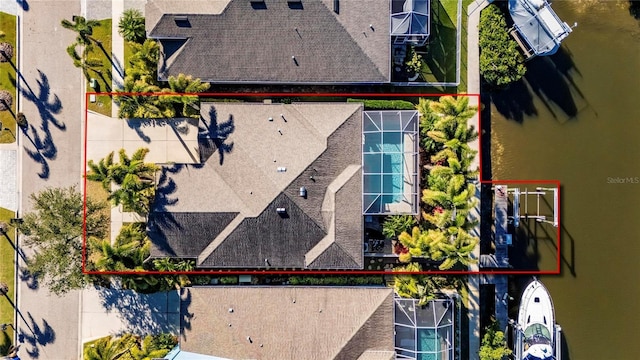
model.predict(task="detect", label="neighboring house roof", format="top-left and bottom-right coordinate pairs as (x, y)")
top-left (146, 0), bottom-right (391, 83)
top-left (149, 102), bottom-right (363, 269)
top-left (180, 286), bottom-right (395, 359)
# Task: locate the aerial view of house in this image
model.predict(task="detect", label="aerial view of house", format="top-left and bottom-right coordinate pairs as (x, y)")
top-left (1, 0), bottom-right (636, 359)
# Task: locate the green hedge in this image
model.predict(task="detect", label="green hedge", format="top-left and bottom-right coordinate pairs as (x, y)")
top-left (347, 99), bottom-right (415, 110)
top-left (287, 275), bottom-right (385, 286)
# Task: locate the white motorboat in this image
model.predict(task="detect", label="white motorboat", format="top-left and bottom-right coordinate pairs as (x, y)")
top-left (515, 279), bottom-right (562, 360)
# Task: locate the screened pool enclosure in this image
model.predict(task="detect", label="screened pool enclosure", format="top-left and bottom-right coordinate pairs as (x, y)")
top-left (395, 297), bottom-right (456, 360)
top-left (363, 110), bottom-right (419, 215)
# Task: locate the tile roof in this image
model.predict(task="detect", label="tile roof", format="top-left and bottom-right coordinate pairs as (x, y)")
top-left (180, 286), bottom-right (395, 359)
top-left (149, 102), bottom-right (363, 269)
top-left (147, 0), bottom-right (391, 83)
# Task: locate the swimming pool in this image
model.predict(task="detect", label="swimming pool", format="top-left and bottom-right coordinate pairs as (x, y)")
top-left (362, 111), bottom-right (419, 214)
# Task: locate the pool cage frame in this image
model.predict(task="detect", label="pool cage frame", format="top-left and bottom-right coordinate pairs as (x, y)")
top-left (362, 110), bottom-right (419, 215)
top-left (394, 296), bottom-right (458, 360)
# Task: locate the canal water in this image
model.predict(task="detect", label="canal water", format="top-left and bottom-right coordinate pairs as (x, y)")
top-left (487, 1), bottom-right (640, 359)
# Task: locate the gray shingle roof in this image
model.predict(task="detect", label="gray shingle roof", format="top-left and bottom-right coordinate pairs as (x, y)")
top-left (180, 286), bottom-right (395, 359)
top-left (150, 103), bottom-right (363, 269)
top-left (147, 0), bottom-right (391, 83)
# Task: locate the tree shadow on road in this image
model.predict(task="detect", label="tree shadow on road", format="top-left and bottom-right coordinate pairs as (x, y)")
top-left (18, 266), bottom-right (38, 290)
top-left (18, 313), bottom-right (55, 359)
top-left (16, 0), bottom-right (29, 11)
top-left (17, 70), bottom-right (66, 179)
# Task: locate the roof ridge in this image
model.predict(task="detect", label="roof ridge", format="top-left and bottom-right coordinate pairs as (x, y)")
top-left (196, 213), bottom-right (244, 265)
top-left (305, 164), bottom-right (361, 267)
top-left (285, 104), bottom-right (325, 142)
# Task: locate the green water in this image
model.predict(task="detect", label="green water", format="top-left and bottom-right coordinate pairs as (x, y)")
top-left (488, 2), bottom-right (640, 359)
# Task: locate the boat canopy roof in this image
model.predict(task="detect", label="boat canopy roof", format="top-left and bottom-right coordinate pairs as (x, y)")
top-left (508, 0), bottom-right (572, 56)
top-left (524, 323), bottom-right (552, 340)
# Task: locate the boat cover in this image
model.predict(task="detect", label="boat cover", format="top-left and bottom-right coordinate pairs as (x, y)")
top-left (508, 0), bottom-right (572, 56)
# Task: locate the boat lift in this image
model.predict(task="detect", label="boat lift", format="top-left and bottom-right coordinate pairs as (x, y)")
top-left (505, 187), bottom-right (558, 228)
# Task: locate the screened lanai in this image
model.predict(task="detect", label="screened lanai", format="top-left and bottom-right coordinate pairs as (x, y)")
top-left (363, 110), bottom-right (419, 215)
top-left (391, 0), bottom-right (430, 46)
top-left (395, 297), bottom-right (455, 360)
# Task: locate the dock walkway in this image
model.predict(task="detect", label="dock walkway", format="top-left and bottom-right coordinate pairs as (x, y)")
top-left (494, 185), bottom-right (510, 267)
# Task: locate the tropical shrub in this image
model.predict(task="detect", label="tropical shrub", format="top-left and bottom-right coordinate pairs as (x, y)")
top-left (288, 276), bottom-right (384, 286)
top-left (479, 318), bottom-right (512, 360)
top-left (405, 46), bottom-right (424, 75)
top-left (479, 4), bottom-right (527, 87)
top-left (393, 263), bottom-right (437, 306)
top-left (382, 215), bottom-right (417, 239)
top-left (347, 98), bottom-right (415, 110)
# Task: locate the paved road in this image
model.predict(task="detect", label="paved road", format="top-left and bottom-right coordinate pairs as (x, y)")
top-left (17, 1), bottom-right (84, 359)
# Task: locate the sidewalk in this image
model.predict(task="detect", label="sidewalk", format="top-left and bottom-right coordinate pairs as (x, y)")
top-left (466, 1), bottom-right (492, 359)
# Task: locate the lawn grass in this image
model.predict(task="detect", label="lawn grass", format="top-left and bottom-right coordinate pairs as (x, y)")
top-left (85, 19), bottom-right (113, 116)
top-left (86, 177), bottom-right (111, 238)
top-left (0, 207), bottom-right (16, 339)
top-left (0, 12), bottom-right (17, 144)
top-left (416, 0), bottom-right (459, 85)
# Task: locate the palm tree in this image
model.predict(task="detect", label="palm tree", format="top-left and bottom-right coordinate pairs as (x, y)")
top-left (436, 228), bottom-right (478, 270)
top-left (430, 95), bottom-right (477, 117)
top-left (397, 226), bottom-right (450, 262)
top-left (0, 42), bottom-right (13, 63)
top-left (118, 9), bottom-right (146, 44)
top-left (117, 82), bottom-right (163, 119)
top-left (417, 96), bottom-right (478, 159)
top-left (0, 329), bottom-right (12, 357)
top-left (128, 39), bottom-right (159, 72)
top-left (0, 90), bottom-right (13, 111)
top-left (164, 74), bottom-right (211, 117)
top-left (89, 223), bottom-right (149, 271)
top-left (83, 334), bottom-right (137, 360)
top-left (110, 148), bottom-right (157, 183)
top-left (393, 263), bottom-right (437, 306)
top-left (61, 16), bottom-right (100, 47)
top-left (87, 151), bottom-right (116, 191)
top-left (130, 335), bottom-right (172, 360)
top-left (109, 149), bottom-right (157, 214)
top-left (423, 172), bottom-right (476, 211)
top-left (89, 148), bottom-right (157, 214)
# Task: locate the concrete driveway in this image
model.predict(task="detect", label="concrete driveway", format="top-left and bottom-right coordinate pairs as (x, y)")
top-left (81, 286), bottom-right (179, 341)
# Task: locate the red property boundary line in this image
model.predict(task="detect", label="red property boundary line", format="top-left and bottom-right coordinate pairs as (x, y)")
top-left (82, 92), bottom-right (560, 276)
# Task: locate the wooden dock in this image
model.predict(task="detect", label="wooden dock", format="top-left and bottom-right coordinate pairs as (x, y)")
top-left (494, 185), bottom-right (510, 267)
